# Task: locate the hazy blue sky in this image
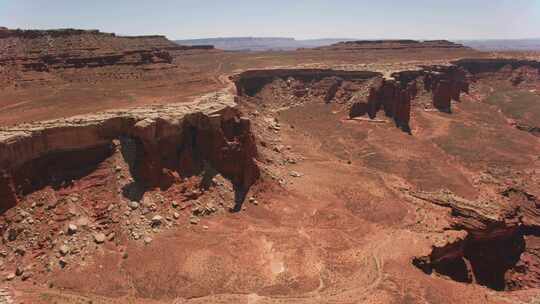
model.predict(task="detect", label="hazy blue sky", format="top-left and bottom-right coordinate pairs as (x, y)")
top-left (1, 0), bottom-right (539, 40)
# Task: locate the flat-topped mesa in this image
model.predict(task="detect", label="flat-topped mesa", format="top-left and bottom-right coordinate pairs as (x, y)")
top-left (0, 91), bottom-right (260, 212)
top-left (315, 39), bottom-right (470, 51)
top-left (0, 28), bottom-right (114, 39)
top-left (0, 28), bottom-right (179, 54)
top-left (173, 44), bottom-right (215, 51)
top-left (0, 27), bottom-right (215, 77)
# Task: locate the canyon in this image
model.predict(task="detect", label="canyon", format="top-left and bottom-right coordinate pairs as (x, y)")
top-left (0, 30), bottom-right (539, 304)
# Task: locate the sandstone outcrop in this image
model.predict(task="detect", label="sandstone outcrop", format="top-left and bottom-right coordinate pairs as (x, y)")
top-left (349, 77), bottom-right (415, 131)
top-left (233, 66), bottom-right (471, 134)
top-left (453, 58), bottom-right (540, 136)
top-left (232, 69), bottom-right (381, 98)
top-left (454, 58), bottom-right (540, 75)
top-left (349, 65), bottom-right (469, 130)
top-left (454, 58), bottom-right (540, 85)
top-left (423, 66), bottom-right (470, 112)
top-left (0, 91), bottom-right (260, 212)
top-left (411, 189), bottom-right (540, 291)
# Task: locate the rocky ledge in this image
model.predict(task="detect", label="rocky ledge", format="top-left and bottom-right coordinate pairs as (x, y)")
top-left (0, 90), bottom-right (260, 212)
top-left (411, 188), bottom-right (540, 291)
top-left (232, 66), bottom-right (470, 133)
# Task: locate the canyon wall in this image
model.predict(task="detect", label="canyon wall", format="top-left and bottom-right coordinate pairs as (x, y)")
top-left (454, 58), bottom-right (540, 75)
top-left (411, 189), bottom-right (540, 291)
top-left (349, 65), bottom-right (470, 130)
top-left (233, 66), bottom-right (472, 133)
top-left (454, 58), bottom-right (540, 85)
top-left (421, 66), bottom-right (470, 112)
top-left (349, 77), bottom-right (416, 131)
top-left (232, 69), bottom-right (381, 98)
top-left (0, 91), bottom-right (259, 212)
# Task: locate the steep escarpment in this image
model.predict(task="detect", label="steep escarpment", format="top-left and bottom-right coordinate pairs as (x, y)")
top-left (349, 77), bottom-right (417, 131)
top-left (231, 64), bottom-right (540, 302)
top-left (454, 58), bottom-right (540, 87)
top-left (232, 67), bottom-right (473, 134)
top-left (453, 58), bottom-right (540, 136)
top-left (0, 91), bottom-right (259, 212)
top-left (412, 189), bottom-right (540, 291)
top-left (349, 65), bottom-right (470, 131)
top-left (453, 58), bottom-right (540, 75)
top-left (0, 91), bottom-right (264, 288)
top-left (232, 69), bottom-right (381, 99)
top-left (234, 60), bottom-right (537, 137)
top-left (422, 65), bottom-right (470, 112)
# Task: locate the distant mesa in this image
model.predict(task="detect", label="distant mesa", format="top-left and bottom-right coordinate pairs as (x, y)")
top-left (0, 27), bottom-right (215, 84)
top-left (0, 27), bottom-right (115, 39)
top-left (314, 39), bottom-right (470, 51)
top-left (174, 37), bottom-right (475, 52)
top-left (456, 38), bottom-right (540, 51)
top-left (0, 27), bottom-right (214, 50)
top-left (175, 37), bottom-right (348, 51)
top-left (0, 27), bottom-right (210, 53)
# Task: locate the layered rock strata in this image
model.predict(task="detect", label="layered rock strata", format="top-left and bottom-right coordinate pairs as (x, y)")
top-left (349, 65), bottom-right (470, 130)
top-left (0, 28), bottom-right (214, 80)
top-left (412, 189), bottom-right (540, 291)
top-left (0, 91), bottom-right (260, 212)
top-left (454, 58), bottom-right (540, 85)
top-left (232, 69), bottom-right (381, 98)
top-left (349, 77), bottom-right (416, 131)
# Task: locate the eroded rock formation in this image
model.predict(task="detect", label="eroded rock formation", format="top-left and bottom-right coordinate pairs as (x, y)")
top-left (454, 58), bottom-right (540, 86)
top-left (232, 69), bottom-right (381, 99)
top-left (349, 77), bottom-right (416, 131)
top-left (233, 66), bottom-right (473, 134)
top-left (411, 189), bottom-right (540, 291)
top-left (0, 91), bottom-right (260, 212)
top-left (452, 58), bottom-right (540, 136)
top-left (423, 66), bottom-right (470, 112)
top-left (349, 65), bottom-right (470, 130)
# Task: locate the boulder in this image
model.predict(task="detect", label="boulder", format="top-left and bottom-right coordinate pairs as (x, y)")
top-left (93, 233), bottom-right (106, 244)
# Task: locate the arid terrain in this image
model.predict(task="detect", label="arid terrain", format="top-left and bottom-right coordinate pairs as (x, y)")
top-left (1, 28), bottom-right (540, 304)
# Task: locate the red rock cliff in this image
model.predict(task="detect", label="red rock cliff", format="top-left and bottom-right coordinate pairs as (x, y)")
top-left (0, 92), bottom-right (260, 212)
top-left (349, 78), bottom-right (416, 132)
top-left (349, 65), bottom-right (470, 131)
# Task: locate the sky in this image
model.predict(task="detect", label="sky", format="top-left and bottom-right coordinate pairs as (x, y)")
top-left (1, 0), bottom-right (539, 40)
